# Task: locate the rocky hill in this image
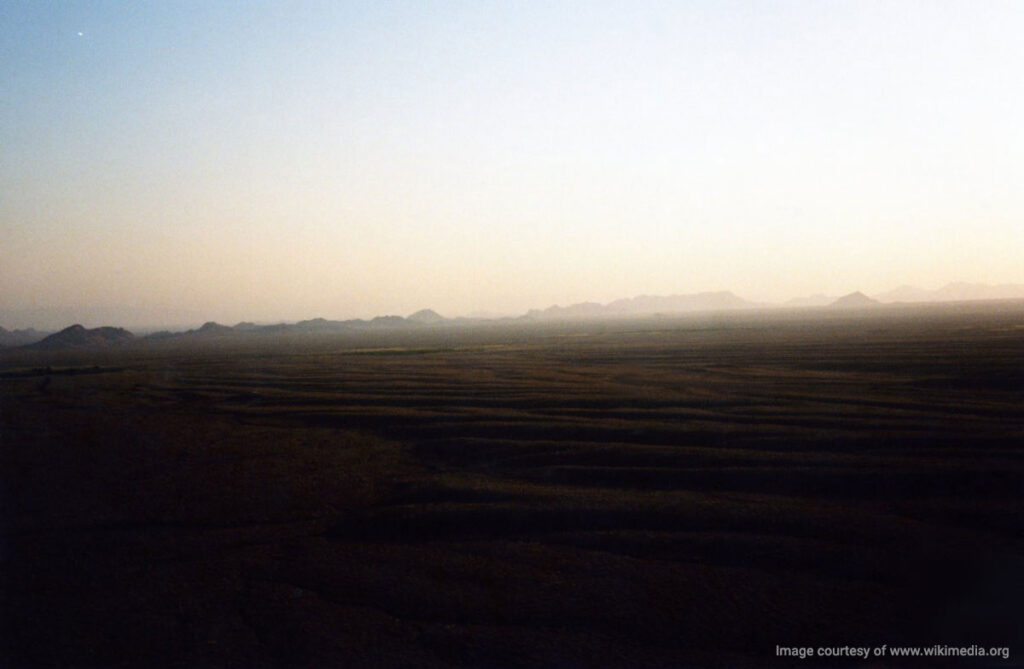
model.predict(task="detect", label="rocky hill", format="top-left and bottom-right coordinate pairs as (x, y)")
top-left (26, 324), bottom-right (136, 350)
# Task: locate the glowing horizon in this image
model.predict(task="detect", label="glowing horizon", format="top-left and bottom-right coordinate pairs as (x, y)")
top-left (3, 2), bottom-right (1023, 330)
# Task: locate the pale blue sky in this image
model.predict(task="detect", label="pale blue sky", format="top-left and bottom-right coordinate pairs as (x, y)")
top-left (2, 1), bottom-right (1022, 328)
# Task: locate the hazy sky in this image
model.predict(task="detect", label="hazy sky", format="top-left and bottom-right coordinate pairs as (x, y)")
top-left (3, 1), bottom-right (1022, 328)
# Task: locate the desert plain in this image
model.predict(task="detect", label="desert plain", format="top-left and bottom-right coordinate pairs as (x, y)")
top-left (2, 302), bottom-right (1023, 667)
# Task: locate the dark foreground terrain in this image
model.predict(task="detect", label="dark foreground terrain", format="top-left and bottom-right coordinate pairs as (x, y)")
top-left (3, 304), bottom-right (1024, 667)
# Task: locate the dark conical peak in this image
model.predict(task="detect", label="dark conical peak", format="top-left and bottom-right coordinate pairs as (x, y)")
top-left (62, 324), bottom-right (87, 334)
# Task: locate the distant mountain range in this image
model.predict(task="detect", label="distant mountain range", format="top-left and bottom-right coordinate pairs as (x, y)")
top-left (0, 326), bottom-right (48, 348)
top-left (525, 291), bottom-right (755, 320)
top-left (144, 313), bottom-right (433, 343)
top-left (2, 283), bottom-right (1022, 351)
top-left (875, 282), bottom-right (1024, 303)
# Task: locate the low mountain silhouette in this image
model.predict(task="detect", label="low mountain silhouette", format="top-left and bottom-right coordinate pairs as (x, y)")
top-left (294, 316), bottom-right (413, 330)
top-left (407, 309), bottom-right (445, 324)
top-left (876, 285), bottom-right (928, 303)
top-left (195, 321), bottom-right (234, 336)
top-left (142, 314), bottom-right (425, 340)
top-left (145, 321), bottom-right (239, 340)
top-left (15, 281), bottom-right (1021, 343)
top-left (526, 291), bottom-right (756, 320)
top-left (876, 282), bottom-right (1024, 304)
top-left (829, 292), bottom-right (881, 308)
top-left (606, 292), bottom-right (754, 314)
top-left (527, 302), bottom-right (606, 319)
top-left (293, 318), bottom-right (353, 332)
top-left (26, 324), bottom-right (135, 350)
top-left (369, 315), bottom-right (413, 328)
top-left (0, 326), bottom-right (49, 348)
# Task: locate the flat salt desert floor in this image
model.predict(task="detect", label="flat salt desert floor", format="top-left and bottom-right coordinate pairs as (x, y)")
top-left (3, 303), bottom-right (1024, 667)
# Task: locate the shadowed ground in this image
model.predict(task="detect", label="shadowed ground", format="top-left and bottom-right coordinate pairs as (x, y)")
top-left (2, 306), bottom-right (1024, 667)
